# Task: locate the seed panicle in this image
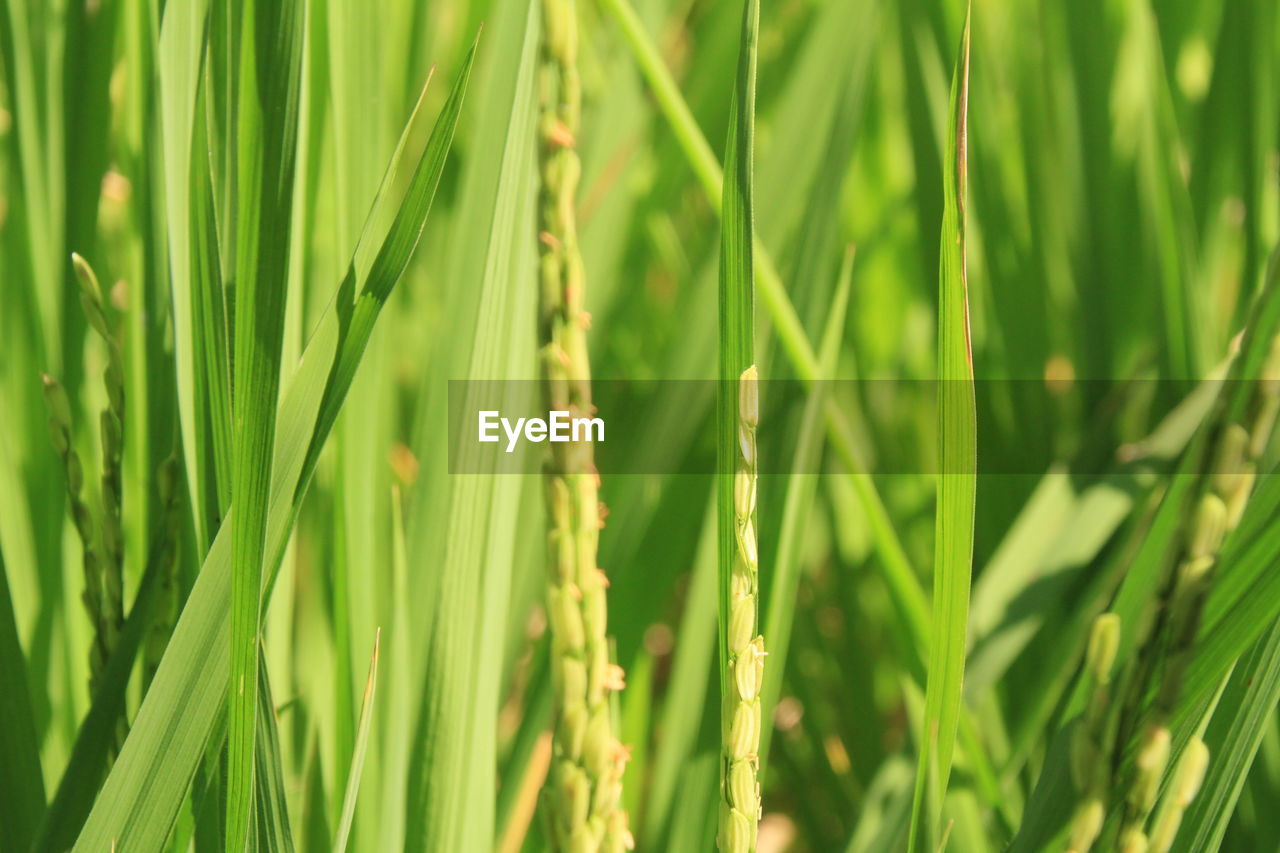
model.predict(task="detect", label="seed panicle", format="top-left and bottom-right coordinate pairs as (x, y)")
top-left (1105, 332), bottom-right (1280, 848)
top-left (720, 365), bottom-right (763, 853)
top-left (538, 1), bottom-right (631, 849)
top-left (41, 373), bottom-right (110, 689)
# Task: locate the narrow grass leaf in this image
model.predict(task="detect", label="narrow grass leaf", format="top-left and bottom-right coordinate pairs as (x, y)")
top-left (293, 42), bottom-right (474, 505)
top-left (908, 13), bottom-right (974, 852)
top-left (157, 0), bottom-right (217, 547)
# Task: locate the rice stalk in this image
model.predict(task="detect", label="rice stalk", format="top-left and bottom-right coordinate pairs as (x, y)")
top-left (1113, 331), bottom-right (1280, 848)
top-left (36, 254), bottom-right (128, 753)
top-left (537, 1), bottom-right (632, 849)
top-left (598, 0), bottom-right (1005, 811)
top-left (1063, 323), bottom-right (1280, 853)
top-left (71, 253), bottom-right (126, 659)
top-left (716, 3), bottom-right (761, 849)
top-left (40, 373), bottom-right (109, 689)
top-left (1066, 613), bottom-right (1120, 853)
top-left (720, 366), bottom-right (763, 853)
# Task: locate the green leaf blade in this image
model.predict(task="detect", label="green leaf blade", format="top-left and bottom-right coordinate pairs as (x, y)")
top-left (226, 1), bottom-right (307, 847)
top-left (908, 13), bottom-right (975, 853)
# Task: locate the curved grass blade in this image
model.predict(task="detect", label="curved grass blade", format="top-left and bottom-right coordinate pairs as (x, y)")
top-left (908, 12), bottom-right (973, 853)
top-left (71, 47), bottom-right (476, 853)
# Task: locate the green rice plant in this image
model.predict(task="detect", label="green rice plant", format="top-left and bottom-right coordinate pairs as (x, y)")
top-left (71, 254), bottom-right (127, 668)
top-left (1174, 618), bottom-right (1280, 852)
top-left (4, 1), bottom-right (1280, 851)
top-left (716, 2), bottom-right (762, 850)
top-left (907, 12), bottom-right (975, 853)
top-left (1012, 255), bottom-right (1280, 853)
top-left (402, 6), bottom-right (535, 852)
top-left (536, 0), bottom-right (632, 850)
top-left (34, 250), bottom-right (136, 764)
top-left (1066, 613), bottom-right (1121, 853)
top-left (40, 373), bottom-right (109, 688)
top-left (599, 2), bottom-right (1008, 816)
top-left (757, 248), bottom-right (854, 778)
top-left (45, 25), bottom-right (476, 853)
top-left (1106, 321), bottom-right (1280, 851)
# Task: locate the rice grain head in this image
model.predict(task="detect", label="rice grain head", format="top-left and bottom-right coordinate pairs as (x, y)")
top-left (537, 1), bottom-right (632, 849)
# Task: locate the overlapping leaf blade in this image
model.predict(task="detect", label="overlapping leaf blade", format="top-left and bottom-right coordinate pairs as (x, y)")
top-left (71, 41), bottom-right (476, 852)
